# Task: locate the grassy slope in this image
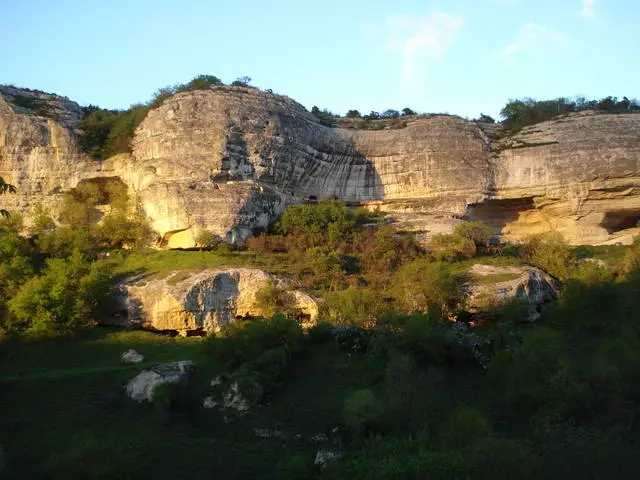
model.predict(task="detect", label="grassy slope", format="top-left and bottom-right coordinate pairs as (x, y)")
top-left (0, 327), bottom-right (488, 479)
top-left (0, 330), bottom-right (367, 479)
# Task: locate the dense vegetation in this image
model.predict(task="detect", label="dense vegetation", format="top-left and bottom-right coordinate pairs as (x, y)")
top-left (3, 189), bottom-right (640, 477)
top-left (76, 74), bottom-right (226, 159)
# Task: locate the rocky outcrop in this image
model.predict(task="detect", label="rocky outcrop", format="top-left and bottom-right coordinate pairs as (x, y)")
top-left (1, 85), bottom-right (639, 245)
top-left (126, 360), bottom-right (195, 402)
top-left (464, 263), bottom-right (559, 321)
top-left (115, 268), bottom-right (319, 334)
top-left (473, 112), bottom-right (640, 245)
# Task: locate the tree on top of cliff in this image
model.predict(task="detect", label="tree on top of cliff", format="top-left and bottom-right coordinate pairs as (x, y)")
top-left (0, 176), bottom-right (16, 218)
top-left (500, 96), bottom-right (640, 133)
top-left (232, 76), bottom-right (252, 86)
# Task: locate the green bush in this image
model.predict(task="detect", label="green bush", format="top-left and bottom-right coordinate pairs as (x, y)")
top-left (276, 453), bottom-right (314, 480)
top-left (7, 251), bottom-right (111, 338)
top-left (253, 281), bottom-right (298, 318)
top-left (427, 233), bottom-right (476, 261)
top-left (438, 406), bottom-right (493, 449)
top-left (279, 200), bottom-right (355, 245)
top-left (344, 389), bottom-right (383, 434)
top-left (204, 315), bottom-right (303, 368)
top-left (520, 232), bottom-right (573, 280)
top-left (453, 221), bottom-right (493, 246)
top-left (392, 260), bottom-right (460, 314)
top-left (319, 288), bottom-right (387, 327)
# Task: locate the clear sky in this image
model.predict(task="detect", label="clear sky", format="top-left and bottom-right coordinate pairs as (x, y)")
top-left (1, 0), bottom-right (638, 119)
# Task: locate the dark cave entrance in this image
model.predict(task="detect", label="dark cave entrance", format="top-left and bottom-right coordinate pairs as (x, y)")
top-left (464, 197), bottom-right (537, 233)
top-left (601, 210), bottom-right (640, 234)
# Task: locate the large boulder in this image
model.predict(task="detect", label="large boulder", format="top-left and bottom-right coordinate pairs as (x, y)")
top-left (114, 268), bottom-right (319, 335)
top-left (125, 360), bottom-right (195, 402)
top-left (464, 263), bottom-right (559, 321)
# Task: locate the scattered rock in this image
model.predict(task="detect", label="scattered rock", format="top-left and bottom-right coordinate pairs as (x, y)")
top-left (253, 428), bottom-right (284, 439)
top-left (120, 349), bottom-right (144, 364)
top-left (314, 449), bottom-right (341, 467)
top-left (125, 360), bottom-right (195, 402)
top-left (222, 380), bottom-right (263, 412)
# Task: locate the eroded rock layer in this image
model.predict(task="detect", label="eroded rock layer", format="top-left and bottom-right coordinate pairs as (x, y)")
top-left (115, 268), bottom-right (319, 334)
top-left (1, 85), bottom-right (640, 245)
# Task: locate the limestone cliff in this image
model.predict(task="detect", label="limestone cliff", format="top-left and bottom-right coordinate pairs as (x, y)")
top-left (1, 85), bottom-right (639, 246)
top-left (115, 268), bottom-right (319, 334)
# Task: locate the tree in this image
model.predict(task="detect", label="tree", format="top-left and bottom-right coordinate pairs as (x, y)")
top-left (428, 233), bottom-right (476, 261)
top-left (346, 109), bottom-right (361, 118)
top-left (401, 107), bottom-right (415, 116)
top-left (0, 176), bottom-right (16, 218)
top-left (392, 260), bottom-right (460, 313)
top-left (520, 232), bottom-right (572, 280)
top-left (453, 221), bottom-right (493, 246)
top-left (194, 229), bottom-right (218, 250)
top-left (232, 76), bottom-right (251, 86)
top-left (382, 109), bottom-right (400, 119)
top-left (8, 251), bottom-right (111, 338)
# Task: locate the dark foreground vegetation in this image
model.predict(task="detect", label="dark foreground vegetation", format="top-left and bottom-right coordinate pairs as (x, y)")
top-left (3, 178), bottom-right (640, 477)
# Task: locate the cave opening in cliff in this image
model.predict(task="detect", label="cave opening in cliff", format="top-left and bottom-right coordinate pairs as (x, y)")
top-left (601, 210), bottom-right (640, 234)
top-left (464, 197), bottom-right (537, 235)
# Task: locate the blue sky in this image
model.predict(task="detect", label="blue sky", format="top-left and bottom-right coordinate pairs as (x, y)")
top-left (1, 0), bottom-right (638, 119)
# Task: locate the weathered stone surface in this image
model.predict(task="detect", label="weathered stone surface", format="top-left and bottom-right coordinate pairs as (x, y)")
top-left (121, 349), bottom-right (144, 364)
top-left (125, 360), bottom-right (195, 402)
top-left (2, 85), bottom-right (640, 245)
top-left (464, 264), bottom-right (559, 321)
top-left (471, 112), bottom-right (640, 245)
top-left (117, 268), bottom-right (319, 334)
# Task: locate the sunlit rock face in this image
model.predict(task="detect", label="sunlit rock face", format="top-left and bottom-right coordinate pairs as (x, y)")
top-left (464, 264), bottom-right (560, 321)
top-left (0, 87), bottom-right (97, 222)
top-left (115, 268), bottom-right (319, 335)
top-left (476, 112), bottom-right (640, 245)
top-left (129, 87), bottom-right (490, 246)
top-left (2, 85), bottom-right (640, 246)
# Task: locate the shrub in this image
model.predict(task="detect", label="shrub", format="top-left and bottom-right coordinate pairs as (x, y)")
top-left (392, 260), bottom-right (460, 314)
top-left (439, 407), bottom-right (493, 449)
top-left (279, 200), bottom-right (355, 245)
top-left (319, 288), bottom-right (387, 327)
top-left (204, 315), bottom-right (303, 368)
top-left (453, 221), bottom-right (493, 246)
top-left (520, 232), bottom-right (572, 280)
top-left (38, 227), bottom-right (96, 258)
top-left (7, 251), bottom-right (111, 338)
top-left (96, 213), bottom-right (154, 249)
top-left (305, 246), bottom-right (346, 290)
top-left (344, 389), bottom-right (383, 434)
top-left (253, 281), bottom-right (298, 318)
top-left (194, 229), bottom-right (218, 250)
top-left (306, 322), bottom-right (334, 344)
top-left (276, 453), bottom-right (314, 480)
top-left (427, 233), bottom-right (476, 261)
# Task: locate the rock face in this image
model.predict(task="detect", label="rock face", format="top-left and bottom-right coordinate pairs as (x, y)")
top-left (116, 268), bottom-right (319, 334)
top-left (1, 85), bottom-right (640, 245)
top-left (465, 264), bottom-right (559, 321)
